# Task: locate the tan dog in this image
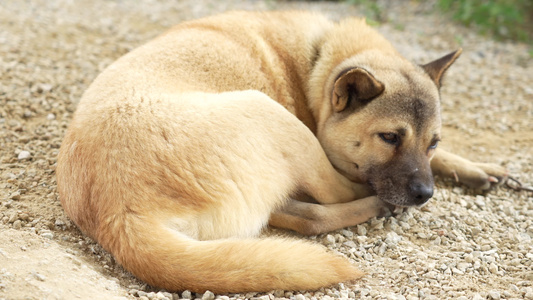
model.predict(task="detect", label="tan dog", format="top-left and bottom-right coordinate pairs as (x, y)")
top-left (56, 11), bottom-right (507, 293)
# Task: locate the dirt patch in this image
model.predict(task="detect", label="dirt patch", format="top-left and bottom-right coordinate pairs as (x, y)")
top-left (1, 0), bottom-right (531, 299)
top-left (0, 224), bottom-right (128, 299)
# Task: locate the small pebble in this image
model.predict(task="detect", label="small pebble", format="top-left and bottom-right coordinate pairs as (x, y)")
top-left (474, 195), bottom-right (485, 207)
top-left (137, 291), bottom-right (147, 297)
top-left (17, 151), bottom-right (31, 160)
top-left (32, 272), bottom-right (46, 281)
top-left (272, 290), bottom-right (284, 297)
top-left (341, 229), bottom-right (353, 239)
top-left (23, 110), bottom-right (32, 118)
top-left (472, 294), bottom-right (484, 300)
top-left (509, 284), bottom-right (519, 292)
top-left (10, 191), bottom-right (21, 200)
top-left (451, 267), bottom-right (463, 275)
top-left (12, 220), bottom-right (22, 229)
top-left (8, 212), bottom-right (18, 223)
top-left (181, 290), bottom-right (192, 299)
top-left (526, 292), bottom-right (533, 300)
top-left (370, 219), bottom-right (384, 230)
top-left (40, 231), bottom-right (54, 239)
top-left (489, 263), bottom-right (498, 274)
top-left (38, 83), bottom-right (53, 92)
top-left (202, 290), bottom-right (215, 300)
top-left (357, 225), bottom-right (367, 236)
top-left (385, 231), bottom-right (401, 246)
top-left (488, 290), bottom-right (500, 300)
top-left (324, 234), bottom-right (335, 245)
top-left (481, 244), bottom-right (491, 251)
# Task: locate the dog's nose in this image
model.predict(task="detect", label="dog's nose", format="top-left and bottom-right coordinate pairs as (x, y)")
top-left (409, 182), bottom-right (433, 205)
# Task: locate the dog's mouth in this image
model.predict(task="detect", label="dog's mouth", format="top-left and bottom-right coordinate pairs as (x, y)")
top-left (333, 159), bottom-right (434, 207)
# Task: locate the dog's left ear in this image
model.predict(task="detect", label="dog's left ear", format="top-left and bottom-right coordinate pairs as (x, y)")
top-left (332, 68), bottom-right (384, 112)
top-left (422, 49), bottom-right (462, 88)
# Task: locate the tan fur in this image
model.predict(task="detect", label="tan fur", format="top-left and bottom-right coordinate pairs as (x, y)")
top-left (57, 11), bottom-right (506, 293)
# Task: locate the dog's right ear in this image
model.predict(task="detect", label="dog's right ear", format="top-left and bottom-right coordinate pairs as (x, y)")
top-left (332, 68), bottom-right (384, 112)
top-left (422, 49), bottom-right (462, 88)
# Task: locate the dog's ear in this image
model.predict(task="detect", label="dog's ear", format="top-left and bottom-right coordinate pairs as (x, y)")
top-left (332, 68), bottom-right (384, 112)
top-left (422, 49), bottom-right (462, 88)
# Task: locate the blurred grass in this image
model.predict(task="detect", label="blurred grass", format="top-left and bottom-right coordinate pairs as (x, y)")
top-left (344, 0), bottom-right (532, 46)
top-left (346, 0), bottom-right (385, 25)
top-left (437, 0), bottom-right (533, 44)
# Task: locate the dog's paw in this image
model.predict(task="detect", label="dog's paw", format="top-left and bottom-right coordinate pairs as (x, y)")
top-left (453, 162), bottom-right (508, 190)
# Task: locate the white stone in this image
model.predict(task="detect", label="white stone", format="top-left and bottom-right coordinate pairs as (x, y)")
top-left (17, 151), bottom-right (31, 160)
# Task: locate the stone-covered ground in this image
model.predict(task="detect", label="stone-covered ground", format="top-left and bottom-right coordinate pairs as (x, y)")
top-left (0, 0), bottom-right (531, 299)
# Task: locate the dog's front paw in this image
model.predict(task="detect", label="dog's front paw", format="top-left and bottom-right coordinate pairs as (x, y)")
top-left (432, 149), bottom-right (508, 191)
top-left (452, 161), bottom-right (508, 190)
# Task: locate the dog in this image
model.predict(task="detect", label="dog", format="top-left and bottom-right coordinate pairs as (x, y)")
top-left (56, 11), bottom-right (507, 293)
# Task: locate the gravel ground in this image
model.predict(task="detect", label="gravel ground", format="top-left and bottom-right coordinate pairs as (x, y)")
top-left (0, 0), bottom-right (532, 299)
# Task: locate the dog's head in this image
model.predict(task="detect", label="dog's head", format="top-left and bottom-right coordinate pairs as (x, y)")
top-left (317, 50), bottom-right (461, 207)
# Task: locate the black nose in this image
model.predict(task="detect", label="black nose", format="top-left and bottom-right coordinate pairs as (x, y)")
top-left (409, 182), bottom-right (434, 205)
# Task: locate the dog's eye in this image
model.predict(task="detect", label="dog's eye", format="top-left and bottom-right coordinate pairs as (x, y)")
top-left (379, 133), bottom-right (399, 146)
top-left (428, 139), bottom-right (439, 150)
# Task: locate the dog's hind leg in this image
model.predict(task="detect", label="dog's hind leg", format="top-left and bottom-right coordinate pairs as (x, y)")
top-left (431, 148), bottom-right (508, 190)
top-left (269, 196), bottom-right (386, 236)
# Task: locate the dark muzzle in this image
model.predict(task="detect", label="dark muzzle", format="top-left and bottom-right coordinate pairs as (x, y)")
top-left (408, 179), bottom-right (434, 205)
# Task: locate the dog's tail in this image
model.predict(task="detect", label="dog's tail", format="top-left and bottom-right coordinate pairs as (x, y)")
top-left (101, 217), bottom-right (362, 293)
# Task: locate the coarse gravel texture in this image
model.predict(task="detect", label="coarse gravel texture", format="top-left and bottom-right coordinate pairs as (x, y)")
top-left (0, 0), bottom-right (532, 299)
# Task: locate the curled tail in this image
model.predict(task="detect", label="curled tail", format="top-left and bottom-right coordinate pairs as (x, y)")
top-left (102, 218), bottom-right (362, 293)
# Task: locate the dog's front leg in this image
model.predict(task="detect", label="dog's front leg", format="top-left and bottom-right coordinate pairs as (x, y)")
top-left (431, 148), bottom-right (508, 190)
top-left (269, 197), bottom-right (387, 236)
